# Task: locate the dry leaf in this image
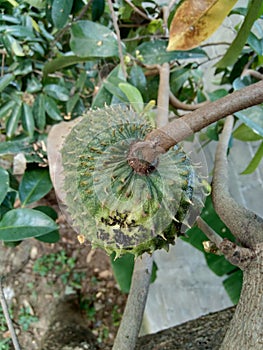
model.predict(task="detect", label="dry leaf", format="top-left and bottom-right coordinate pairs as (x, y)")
top-left (167, 0), bottom-right (238, 51)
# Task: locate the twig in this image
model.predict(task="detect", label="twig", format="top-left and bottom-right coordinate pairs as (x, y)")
top-left (157, 63), bottom-right (170, 126)
top-left (107, 0), bottom-right (127, 79)
top-left (169, 91), bottom-right (208, 111)
top-left (124, 0), bottom-right (150, 21)
top-left (212, 116), bottom-right (263, 247)
top-left (112, 253), bottom-right (153, 350)
top-left (0, 278), bottom-right (21, 350)
top-left (241, 69), bottom-right (263, 80)
top-left (196, 217), bottom-right (223, 248)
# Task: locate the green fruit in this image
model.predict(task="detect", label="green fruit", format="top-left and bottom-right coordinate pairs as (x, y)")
top-left (61, 105), bottom-right (203, 258)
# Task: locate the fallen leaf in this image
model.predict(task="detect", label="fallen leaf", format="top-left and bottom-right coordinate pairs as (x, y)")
top-left (167, 0), bottom-right (238, 51)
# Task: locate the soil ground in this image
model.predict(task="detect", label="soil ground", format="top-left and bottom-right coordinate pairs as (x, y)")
top-left (0, 191), bottom-right (127, 349)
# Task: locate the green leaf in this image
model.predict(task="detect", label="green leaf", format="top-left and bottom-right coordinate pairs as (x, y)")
top-left (70, 20), bottom-right (122, 57)
top-left (247, 32), bottom-right (263, 56)
top-left (92, 0), bottom-right (105, 21)
top-left (241, 141), bottom-right (263, 174)
top-left (19, 168), bottom-right (53, 206)
top-left (33, 205), bottom-right (58, 220)
top-left (6, 103), bottom-right (22, 138)
top-left (234, 105), bottom-right (263, 137)
top-left (43, 84), bottom-right (69, 101)
top-left (216, 0), bottom-right (262, 68)
top-left (35, 230), bottom-right (60, 243)
top-left (51, 0), bottom-right (73, 29)
top-left (119, 82), bottom-right (144, 113)
top-left (33, 93), bottom-right (46, 130)
top-left (26, 76), bottom-right (42, 93)
top-left (223, 269), bottom-right (243, 304)
top-left (0, 100), bottom-right (16, 119)
top-left (128, 64), bottom-right (147, 94)
top-left (92, 65), bottom-right (126, 108)
top-left (136, 40), bottom-right (207, 65)
top-left (110, 253), bottom-right (134, 293)
top-left (22, 103), bottom-right (35, 138)
top-left (0, 208), bottom-right (58, 241)
top-left (43, 55), bottom-right (90, 76)
top-left (233, 123), bottom-right (263, 141)
top-left (0, 167), bottom-right (9, 205)
top-left (2, 34), bottom-right (25, 56)
top-left (0, 73), bottom-right (14, 92)
top-left (0, 140), bottom-right (31, 155)
top-left (44, 96), bottom-right (62, 121)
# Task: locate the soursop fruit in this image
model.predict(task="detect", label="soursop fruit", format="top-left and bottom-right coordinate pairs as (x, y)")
top-left (61, 105), bottom-right (204, 258)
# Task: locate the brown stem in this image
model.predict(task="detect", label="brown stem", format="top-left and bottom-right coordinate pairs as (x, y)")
top-left (112, 254), bottom-right (153, 350)
top-left (0, 278), bottom-right (21, 350)
top-left (129, 80), bottom-right (263, 175)
top-left (108, 0), bottom-right (127, 79)
top-left (212, 116), bottom-right (263, 247)
top-left (169, 90), bottom-right (208, 111)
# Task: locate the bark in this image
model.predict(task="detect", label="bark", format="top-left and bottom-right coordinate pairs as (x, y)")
top-left (220, 246), bottom-right (263, 350)
top-left (128, 80), bottom-right (263, 174)
top-left (135, 307), bottom-right (235, 350)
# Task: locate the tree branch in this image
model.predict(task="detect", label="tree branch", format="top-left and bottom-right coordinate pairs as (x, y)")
top-left (108, 0), bottom-right (127, 79)
top-left (112, 253), bottom-right (153, 350)
top-left (128, 80), bottom-right (263, 174)
top-left (212, 116), bottom-right (263, 247)
top-left (169, 90), bottom-right (208, 111)
top-left (0, 277), bottom-right (21, 350)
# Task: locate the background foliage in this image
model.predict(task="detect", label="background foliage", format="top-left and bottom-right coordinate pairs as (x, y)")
top-left (0, 0), bottom-right (263, 304)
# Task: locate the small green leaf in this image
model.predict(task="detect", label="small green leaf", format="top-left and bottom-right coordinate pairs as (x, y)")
top-left (233, 123), bottom-right (263, 141)
top-left (0, 208), bottom-right (58, 241)
top-left (0, 100), bottom-right (16, 119)
top-left (33, 205), bottom-right (58, 220)
top-left (43, 84), bottom-right (69, 101)
top-left (43, 55), bottom-right (89, 76)
top-left (35, 230), bottom-right (60, 243)
top-left (92, 0), bottom-right (105, 21)
top-left (51, 0), bottom-right (73, 29)
top-left (33, 93), bottom-right (46, 130)
top-left (136, 40), bottom-right (207, 65)
top-left (44, 96), bottom-right (62, 121)
top-left (26, 76), bottom-right (42, 93)
top-left (119, 82), bottom-right (144, 113)
top-left (22, 103), bottom-right (35, 138)
top-left (70, 20), bottom-right (122, 58)
top-left (217, 0), bottom-right (262, 68)
top-left (129, 64), bottom-right (147, 94)
top-left (234, 105), bottom-right (263, 137)
top-left (110, 252), bottom-right (134, 293)
top-left (0, 73), bottom-right (14, 92)
top-left (241, 141), bottom-right (263, 174)
top-left (0, 167), bottom-right (9, 205)
top-left (19, 168), bottom-right (53, 206)
top-left (6, 103), bottom-right (22, 138)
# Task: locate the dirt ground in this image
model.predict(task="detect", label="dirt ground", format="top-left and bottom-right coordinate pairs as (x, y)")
top-left (0, 191), bottom-right (128, 349)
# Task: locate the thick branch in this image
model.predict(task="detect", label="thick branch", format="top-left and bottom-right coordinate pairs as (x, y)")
top-left (212, 116), bottom-right (263, 247)
top-left (128, 80), bottom-right (263, 172)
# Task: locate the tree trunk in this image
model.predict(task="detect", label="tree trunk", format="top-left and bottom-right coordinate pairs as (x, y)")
top-left (220, 246), bottom-right (263, 350)
top-left (135, 307), bottom-right (235, 350)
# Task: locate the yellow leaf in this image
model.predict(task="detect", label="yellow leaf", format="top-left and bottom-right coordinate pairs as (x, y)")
top-left (167, 0), bottom-right (238, 51)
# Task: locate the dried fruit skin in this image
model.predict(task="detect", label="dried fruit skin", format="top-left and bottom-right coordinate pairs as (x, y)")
top-left (61, 106), bottom-right (201, 257)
